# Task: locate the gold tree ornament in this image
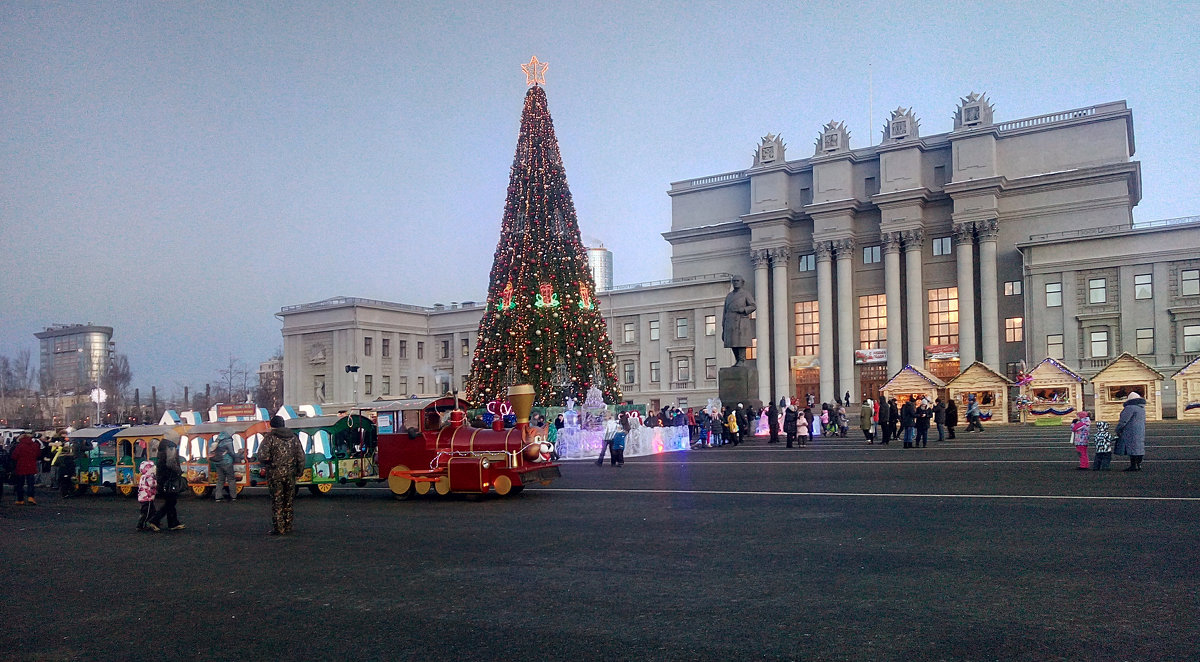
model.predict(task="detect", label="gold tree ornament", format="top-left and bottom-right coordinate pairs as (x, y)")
top-left (522, 55), bottom-right (548, 86)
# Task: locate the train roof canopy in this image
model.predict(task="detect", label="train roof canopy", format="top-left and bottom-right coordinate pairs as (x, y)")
top-left (114, 424), bottom-right (187, 439)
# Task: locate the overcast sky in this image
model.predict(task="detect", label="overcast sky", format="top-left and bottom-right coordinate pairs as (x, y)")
top-left (2, 1), bottom-right (1197, 396)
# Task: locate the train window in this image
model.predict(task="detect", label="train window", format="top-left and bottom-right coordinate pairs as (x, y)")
top-left (402, 409), bottom-right (421, 431)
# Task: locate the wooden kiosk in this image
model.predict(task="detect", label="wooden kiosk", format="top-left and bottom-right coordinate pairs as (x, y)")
top-left (880, 364), bottom-right (946, 405)
top-left (1020, 358), bottom-right (1086, 424)
top-left (1172, 356), bottom-right (1200, 421)
top-left (1090, 353), bottom-right (1164, 422)
top-left (946, 362), bottom-right (1013, 424)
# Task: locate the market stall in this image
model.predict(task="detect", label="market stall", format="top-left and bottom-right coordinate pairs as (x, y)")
top-left (1172, 355), bottom-right (1200, 421)
top-left (1090, 353), bottom-right (1164, 422)
top-left (880, 364), bottom-right (946, 406)
top-left (946, 362), bottom-right (1013, 423)
top-left (1019, 357), bottom-right (1086, 424)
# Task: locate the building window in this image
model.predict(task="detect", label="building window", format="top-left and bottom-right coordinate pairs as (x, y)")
top-left (417, 342), bottom-right (424, 360)
top-left (1090, 330), bottom-right (1109, 358)
top-left (364, 337), bottom-right (373, 356)
top-left (705, 358), bottom-right (717, 380)
top-left (1136, 328), bottom-right (1154, 355)
top-left (794, 301), bottom-right (819, 355)
top-left (858, 294), bottom-right (887, 349)
top-left (382, 338), bottom-right (390, 358)
top-left (933, 237), bottom-right (952, 256)
top-left (927, 287), bottom-right (959, 345)
top-left (1046, 282), bottom-right (1062, 307)
top-left (399, 340), bottom-right (407, 359)
top-left (863, 245), bottom-right (881, 264)
top-left (705, 315), bottom-right (717, 336)
top-left (1134, 274), bottom-right (1152, 300)
top-left (746, 337), bottom-right (757, 360)
top-left (676, 358), bottom-right (690, 382)
top-left (1005, 317), bottom-right (1024, 343)
top-left (623, 322), bottom-right (635, 343)
top-left (382, 375), bottom-right (391, 396)
top-left (798, 254), bottom-right (816, 272)
top-left (623, 362), bottom-right (635, 385)
top-left (399, 376), bottom-right (408, 396)
top-left (1089, 278), bottom-right (1107, 304)
top-left (1047, 334), bottom-right (1064, 360)
top-left (1185, 325), bottom-right (1200, 353)
top-left (649, 361), bottom-right (660, 383)
top-left (364, 375), bottom-right (373, 396)
top-left (461, 338), bottom-right (469, 357)
top-left (1183, 269), bottom-right (1200, 296)
top-left (440, 340), bottom-right (450, 359)
top-left (417, 377), bottom-right (425, 393)
top-left (675, 317), bottom-right (688, 339)
top-left (1004, 281), bottom-right (1022, 296)
top-left (649, 320), bottom-right (660, 341)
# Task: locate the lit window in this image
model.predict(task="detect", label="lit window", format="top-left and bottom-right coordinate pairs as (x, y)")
top-left (858, 294), bottom-right (886, 350)
top-left (1089, 278), bottom-right (1107, 304)
top-left (705, 315), bottom-right (717, 336)
top-left (623, 322), bottom-right (635, 343)
top-left (933, 237), bottom-right (952, 256)
top-left (1134, 274), bottom-right (1152, 300)
top-left (649, 361), bottom-right (660, 383)
top-left (1046, 282), bottom-right (1062, 307)
top-left (1183, 269), bottom-right (1200, 296)
top-left (676, 358), bottom-right (690, 382)
top-left (623, 362), bottom-right (635, 385)
top-left (927, 287), bottom-right (959, 346)
top-left (649, 320), bottom-right (660, 341)
top-left (1090, 330), bottom-right (1109, 358)
top-left (1136, 328), bottom-right (1154, 355)
top-left (1004, 281), bottom-right (1022, 296)
top-left (798, 254), bottom-right (816, 272)
top-left (746, 337), bottom-right (757, 360)
top-left (1005, 317), bottom-right (1024, 343)
top-left (705, 358), bottom-right (717, 380)
top-left (364, 337), bottom-right (372, 356)
top-left (863, 246), bottom-right (881, 264)
top-left (676, 317), bottom-right (688, 339)
top-left (794, 301), bottom-right (819, 356)
top-left (1185, 325), bottom-right (1200, 353)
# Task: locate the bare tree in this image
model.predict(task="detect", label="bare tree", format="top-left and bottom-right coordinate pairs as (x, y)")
top-left (216, 355), bottom-right (250, 404)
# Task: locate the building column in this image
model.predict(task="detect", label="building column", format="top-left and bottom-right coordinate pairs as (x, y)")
top-left (770, 246), bottom-right (792, 404)
top-left (752, 249), bottom-right (771, 404)
top-left (835, 239), bottom-right (855, 405)
top-left (978, 219), bottom-right (1000, 368)
top-left (903, 229), bottom-right (925, 370)
top-left (955, 222), bottom-right (977, 365)
top-left (882, 231), bottom-right (903, 379)
top-left (816, 242), bottom-right (835, 403)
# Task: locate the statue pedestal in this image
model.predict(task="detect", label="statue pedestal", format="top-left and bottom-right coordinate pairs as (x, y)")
top-left (719, 362), bottom-right (760, 409)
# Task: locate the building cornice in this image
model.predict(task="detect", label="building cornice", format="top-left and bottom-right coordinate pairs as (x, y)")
top-left (740, 208), bottom-right (803, 227)
top-left (662, 220), bottom-right (748, 244)
top-left (872, 187), bottom-right (936, 208)
top-left (804, 198), bottom-right (869, 218)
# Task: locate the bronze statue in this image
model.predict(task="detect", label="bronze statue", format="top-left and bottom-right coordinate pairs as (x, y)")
top-left (722, 275), bottom-right (757, 366)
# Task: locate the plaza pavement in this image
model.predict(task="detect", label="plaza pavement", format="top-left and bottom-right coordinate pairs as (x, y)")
top-left (2, 423), bottom-right (1198, 661)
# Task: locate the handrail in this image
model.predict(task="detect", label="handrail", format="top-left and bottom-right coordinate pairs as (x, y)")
top-left (671, 171), bottom-right (748, 190)
top-left (996, 106), bottom-right (1096, 132)
top-left (1028, 216), bottom-right (1200, 242)
top-left (605, 273), bottom-right (734, 292)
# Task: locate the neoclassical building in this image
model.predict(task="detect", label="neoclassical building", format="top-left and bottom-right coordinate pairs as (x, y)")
top-left (279, 94), bottom-right (1200, 417)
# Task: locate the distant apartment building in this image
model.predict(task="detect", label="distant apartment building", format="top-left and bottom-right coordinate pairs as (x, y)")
top-left (35, 323), bottom-right (114, 394)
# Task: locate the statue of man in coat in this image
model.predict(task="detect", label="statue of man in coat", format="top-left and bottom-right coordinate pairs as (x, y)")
top-left (722, 275), bottom-right (757, 366)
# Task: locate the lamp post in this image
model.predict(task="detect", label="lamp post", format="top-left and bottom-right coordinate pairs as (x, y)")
top-left (345, 364), bottom-right (359, 404)
top-left (90, 387), bottom-right (106, 426)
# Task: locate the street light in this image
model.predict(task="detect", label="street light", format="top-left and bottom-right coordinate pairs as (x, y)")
top-left (90, 387), bottom-right (106, 427)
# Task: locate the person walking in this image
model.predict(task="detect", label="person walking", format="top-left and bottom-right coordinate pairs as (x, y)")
top-left (1114, 392), bottom-right (1147, 471)
top-left (966, 394), bottom-right (984, 432)
top-left (726, 407), bottom-right (741, 446)
top-left (783, 405), bottom-right (799, 448)
top-left (767, 403), bottom-right (780, 444)
top-left (1092, 420), bottom-right (1114, 471)
top-left (259, 416), bottom-right (306, 535)
top-left (945, 398), bottom-right (959, 439)
top-left (1071, 411), bottom-right (1091, 470)
top-left (597, 413), bottom-right (618, 465)
top-left (11, 433), bottom-right (40, 505)
top-left (915, 399), bottom-right (932, 448)
top-left (933, 398), bottom-right (947, 442)
top-left (900, 399), bottom-right (917, 448)
top-left (209, 432), bottom-right (239, 502)
top-left (146, 431), bottom-right (185, 531)
top-left (860, 400), bottom-right (875, 443)
top-left (136, 460), bottom-right (157, 531)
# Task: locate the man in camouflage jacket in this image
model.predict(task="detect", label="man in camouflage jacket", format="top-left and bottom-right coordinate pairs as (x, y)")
top-left (259, 416), bottom-right (305, 535)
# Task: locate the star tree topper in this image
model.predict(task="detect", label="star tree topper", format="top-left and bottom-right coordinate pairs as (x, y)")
top-left (522, 55), bottom-right (548, 86)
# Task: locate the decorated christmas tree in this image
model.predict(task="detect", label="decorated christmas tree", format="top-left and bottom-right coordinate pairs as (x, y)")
top-left (464, 57), bottom-right (620, 407)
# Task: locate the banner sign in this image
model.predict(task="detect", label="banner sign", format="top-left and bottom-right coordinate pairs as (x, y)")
top-left (925, 344), bottom-right (960, 360)
top-left (854, 349), bottom-right (887, 364)
top-left (216, 403), bottom-right (258, 419)
top-left (790, 355), bottom-right (820, 370)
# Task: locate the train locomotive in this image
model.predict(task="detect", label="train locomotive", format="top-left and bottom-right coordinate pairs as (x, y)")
top-left (378, 384), bottom-right (560, 498)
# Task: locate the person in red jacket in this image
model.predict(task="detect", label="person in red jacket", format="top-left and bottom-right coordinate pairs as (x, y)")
top-left (12, 433), bottom-right (41, 505)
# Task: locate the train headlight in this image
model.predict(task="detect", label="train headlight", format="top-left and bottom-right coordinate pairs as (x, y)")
top-left (481, 459), bottom-right (490, 470)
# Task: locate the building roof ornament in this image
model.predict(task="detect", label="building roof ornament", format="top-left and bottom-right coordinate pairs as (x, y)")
top-left (954, 92), bottom-right (995, 130)
top-left (882, 107), bottom-right (920, 143)
top-left (815, 120), bottom-right (850, 155)
top-left (753, 133), bottom-right (786, 167)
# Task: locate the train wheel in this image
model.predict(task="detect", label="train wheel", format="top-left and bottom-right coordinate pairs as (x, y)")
top-left (118, 484), bottom-right (135, 498)
top-left (434, 475), bottom-right (451, 496)
top-left (89, 485), bottom-right (101, 495)
top-left (236, 484), bottom-right (245, 495)
top-left (413, 480), bottom-right (431, 496)
top-left (190, 485), bottom-right (211, 498)
top-left (388, 466), bottom-right (413, 498)
top-left (355, 480), bottom-right (368, 487)
top-left (493, 475), bottom-right (513, 496)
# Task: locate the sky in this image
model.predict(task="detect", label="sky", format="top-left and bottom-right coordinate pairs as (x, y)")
top-left (2, 1), bottom-right (1198, 396)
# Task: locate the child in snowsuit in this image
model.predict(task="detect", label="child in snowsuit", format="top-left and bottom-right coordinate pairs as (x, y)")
top-left (1071, 411), bottom-right (1091, 470)
top-left (1092, 420), bottom-right (1113, 471)
top-left (136, 460), bottom-right (158, 531)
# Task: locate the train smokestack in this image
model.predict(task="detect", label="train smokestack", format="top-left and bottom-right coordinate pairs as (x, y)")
top-left (507, 384), bottom-right (536, 426)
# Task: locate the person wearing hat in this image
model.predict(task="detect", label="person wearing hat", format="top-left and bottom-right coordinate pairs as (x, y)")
top-left (258, 416), bottom-right (305, 535)
top-left (1114, 391), bottom-right (1147, 471)
top-left (209, 431), bottom-right (239, 502)
top-left (146, 430), bottom-right (185, 531)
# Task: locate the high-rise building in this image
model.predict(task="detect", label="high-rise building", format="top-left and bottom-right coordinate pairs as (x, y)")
top-left (35, 324), bottom-right (114, 394)
top-left (587, 243), bottom-right (614, 292)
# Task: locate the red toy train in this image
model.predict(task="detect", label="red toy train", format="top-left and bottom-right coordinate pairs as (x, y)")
top-left (377, 384), bottom-right (561, 498)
